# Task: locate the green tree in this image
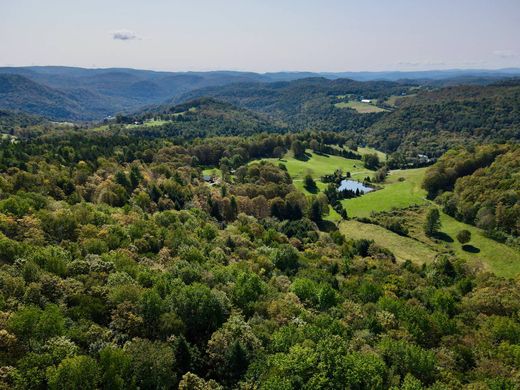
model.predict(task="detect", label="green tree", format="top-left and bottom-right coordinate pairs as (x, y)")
top-left (291, 140), bottom-right (306, 160)
top-left (47, 355), bottom-right (100, 390)
top-left (362, 153), bottom-right (380, 170)
top-left (171, 283), bottom-right (228, 342)
top-left (99, 346), bottom-right (133, 390)
top-left (272, 245), bottom-right (300, 274)
top-left (125, 339), bottom-right (176, 389)
top-left (304, 174), bottom-right (318, 192)
top-left (456, 229), bottom-right (471, 244)
top-left (423, 208), bottom-right (441, 236)
top-left (232, 272), bottom-right (267, 316)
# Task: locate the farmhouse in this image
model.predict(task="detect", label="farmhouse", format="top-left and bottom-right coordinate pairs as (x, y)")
top-left (418, 154), bottom-right (431, 164)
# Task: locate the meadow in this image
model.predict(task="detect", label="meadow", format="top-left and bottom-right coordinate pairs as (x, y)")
top-left (254, 150), bottom-right (425, 219)
top-left (339, 220), bottom-right (438, 264)
top-left (334, 100), bottom-right (388, 113)
top-left (253, 150), bottom-right (520, 276)
top-left (255, 150), bottom-right (374, 193)
top-left (407, 208), bottom-right (520, 277)
top-left (341, 168), bottom-right (428, 218)
top-left (339, 212), bottom-right (520, 277)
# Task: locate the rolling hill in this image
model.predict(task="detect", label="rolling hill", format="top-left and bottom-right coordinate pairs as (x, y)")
top-left (1, 65), bottom-right (519, 121)
top-left (366, 80), bottom-right (520, 160)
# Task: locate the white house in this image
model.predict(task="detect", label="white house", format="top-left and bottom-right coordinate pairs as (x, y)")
top-left (361, 99), bottom-right (372, 103)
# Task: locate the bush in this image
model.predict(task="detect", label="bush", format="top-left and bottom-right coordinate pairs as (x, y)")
top-left (456, 229), bottom-right (471, 244)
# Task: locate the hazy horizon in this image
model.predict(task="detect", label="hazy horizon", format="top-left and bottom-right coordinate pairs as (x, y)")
top-left (1, 0), bottom-right (519, 73)
top-left (2, 64), bottom-right (520, 75)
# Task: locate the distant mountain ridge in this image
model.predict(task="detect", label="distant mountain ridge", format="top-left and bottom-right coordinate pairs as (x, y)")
top-left (0, 66), bottom-right (519, 120)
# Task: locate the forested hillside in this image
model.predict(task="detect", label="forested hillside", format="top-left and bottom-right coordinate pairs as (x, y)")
top-left (424, 144), bottom-right (520, 242)
top-left (172, 78), bottom-right (520, 165)
top-left (115, 98), bottom-right (286, 139)
top-left (367, 82), bottom-right (520, 159)
top-left (0, 74), bottom-right (110, 121)
top-left (174, 77), bottom-right (409, 132)
top-left (0, 110), bottom-right (46, 133)
top-left (2, 68), bottom-right (520, 169)
top-left (0, 127), bottom-right (519, 389)
top-left (0, 66), bottom-right (519, 389)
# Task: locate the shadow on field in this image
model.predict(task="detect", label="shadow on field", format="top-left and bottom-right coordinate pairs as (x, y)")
top-left (462, 244), bottom-right (480, 253)
top-left (294, 152), bottom-right (312, 161)
top-left (433, 232), bottom-right (454, 243)
top-left (314, 151), bottom-right (331, 157)
top-left (305, 186), bottom-right (319, 194)
top-left (318, 220), bottom-right (338, 232)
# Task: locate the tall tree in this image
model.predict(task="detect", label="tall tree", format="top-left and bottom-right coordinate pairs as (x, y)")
top-left (424, 208), bottom-right (441, 236)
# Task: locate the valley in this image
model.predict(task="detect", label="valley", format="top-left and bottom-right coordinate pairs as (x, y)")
top-left (0, 65), bottom-right (519, 390)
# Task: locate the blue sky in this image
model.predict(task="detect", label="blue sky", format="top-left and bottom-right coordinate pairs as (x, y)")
top-left (1, 0), bottom-right (519, 72)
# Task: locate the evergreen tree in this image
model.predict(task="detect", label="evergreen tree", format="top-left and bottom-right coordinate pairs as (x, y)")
top-left (424, 208), bottom-right (441, 236)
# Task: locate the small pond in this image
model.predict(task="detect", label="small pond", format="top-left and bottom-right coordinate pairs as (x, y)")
top-left (338, 179), bottom-right (374, 193)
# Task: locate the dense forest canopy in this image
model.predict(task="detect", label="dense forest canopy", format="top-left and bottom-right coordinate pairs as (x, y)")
top-left (0, 123), bottom-right (517, 389)
top-left (0, 68), bottom-right (519, 389)
top-left (424, 144), bottom-right (520, 241)
top-left (368, 82), bottom-right (520, 159)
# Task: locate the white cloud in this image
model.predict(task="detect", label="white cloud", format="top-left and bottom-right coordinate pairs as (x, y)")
top-left (111, 29), bottom-right (140, 41)
top-left (493, 50), bottom-right (518, 59)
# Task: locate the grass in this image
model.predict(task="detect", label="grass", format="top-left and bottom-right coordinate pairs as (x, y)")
top-left (202, 168), bottom-right (222, 178)
top-left (252, 151), bottom-right (426, 221)
top-left (255, 150), bottom-right (373, 193)
top-left (340, 207), bottom-right (520, 277)
top-left (339, 220), bottom-right (438, 264)
top-left (372, 206), bottom-right (520, 278)
top-left (341, 168), bottom-right (428, 218)
top-left (357, 146), bottom-right (387, 161)
top-left (438, 213), bottom-right (520, 277)
top-left (91, 119), bottom-right (170, 132)
top-left (334, 101), bottom-right (388, 113)
top-left (251, 149), bottom-right (519, 277)
top-left (125, 119), bottom-right (170, 129)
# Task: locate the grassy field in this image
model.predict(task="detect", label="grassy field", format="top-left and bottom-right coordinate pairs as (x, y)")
top-left (366, 206), bottom-right (520, 277)
top-left (253, 151), bottom-right (426, 219)
top-left (251, 150), bottom-right (519, 277)
top-left (91, 119), bottom-right (169, 132)
top-left (335, 101), bottom-right (388, 113)
top-left (439, 213), bottom-right (520, 277)
top-left (202, 168), bottom-right (223, 178)
top-left (401, 208), bottom-right (520, 277)
top-left (340, 210), bottom-right (520, 277)
top-left (340, 220), bottom-right (438, 264)
top-left (357, 146), bottom-right (387, 161)
top-left (125, 119), bottom-right (169, 129)
top-left (341, 168), bottom-right (428, 218)
top-left (255, 150), bottom-right (373, 193)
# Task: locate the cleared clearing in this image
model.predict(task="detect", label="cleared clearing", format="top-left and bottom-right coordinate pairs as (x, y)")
top-left (335, 101), bottom-right (388, 113)
top-left (339, 220), bottom-right (437, 264)
top-left (254, 150), bottom-right (373, 194)
top-left (341, 168), bottom-right (428, 218)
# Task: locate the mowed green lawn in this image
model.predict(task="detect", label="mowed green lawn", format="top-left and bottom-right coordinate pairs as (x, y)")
top-left (357, 147), bottom-right (387, 162)
top-left (253, 151), bottom-right (427, 220)
top-left (334, 101), bottom-right (388, 113)
top-left (91, 119), bottom-right (170, 132)
top-left (341, 168), bottom-right (428, 218)
top-left (255, 150), bottom-right (373, 193)
top-left (340, 220), bottom-right (438, 264)
top-left (435, 212), bottom-right (520, 277)
top-left (125, 119), bottom-right (170, 129)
